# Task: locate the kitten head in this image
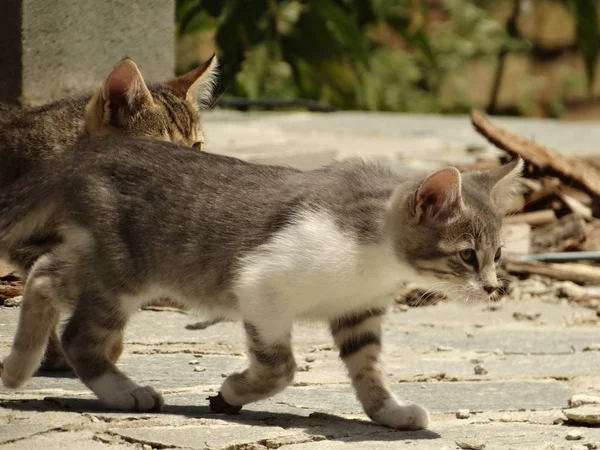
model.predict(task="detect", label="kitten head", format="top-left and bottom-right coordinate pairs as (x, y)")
top-left (83, 54), bottom-right (218, 150)
top-left (388, 158), bottom-right (523, 302)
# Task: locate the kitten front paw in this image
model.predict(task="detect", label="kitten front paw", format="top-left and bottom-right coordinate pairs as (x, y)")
top-left (2, 353), bottom-right (30, 389)
top-left (369, 398), bottom-right (430, 430)
top-left (130, 386), bottom-right (164, 412)
top-left (208, 392), bottom-right (243, 415)
top-left (102, 386), bottom-right (164, 412)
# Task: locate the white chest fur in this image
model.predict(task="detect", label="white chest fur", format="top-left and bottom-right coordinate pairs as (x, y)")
top-left (234, 209), bottom-right (432, 321)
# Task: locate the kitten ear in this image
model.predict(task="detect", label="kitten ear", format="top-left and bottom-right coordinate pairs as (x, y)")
top-left (469, 157), bottom-right (524, 212)
top-left (102, 58), bottom-right (154, 109)
top-left (413, 167), bottom-right (464, 224)
top-left (83, 58), bottom-right (154, 136)
top-left (162, 54), bottom-right (218, 107)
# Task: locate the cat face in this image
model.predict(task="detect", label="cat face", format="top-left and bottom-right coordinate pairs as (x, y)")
top-left (391, 159), bottom-right (523, 303)
top-left (83, 55), bottom-right (218, 149)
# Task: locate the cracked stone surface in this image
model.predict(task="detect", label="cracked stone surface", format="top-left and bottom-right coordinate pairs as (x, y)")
top-left (3, 113), bottom-right (600, 449)
top-left (2, 295), bottom-right (600, 449)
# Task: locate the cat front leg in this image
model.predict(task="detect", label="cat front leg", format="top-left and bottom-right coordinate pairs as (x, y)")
top-left (330, 307), bottom-right (430, 430)
top-left (1, 254), bottom-right (61, 388)
top-left (210, 320), bottom-right (296, 414)
top-left (61, 299), bottom-right (163, 412)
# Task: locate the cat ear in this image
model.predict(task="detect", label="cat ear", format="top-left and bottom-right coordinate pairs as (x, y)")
top-left (102, 58), bottom-right (154, 109)
top-left (413, 167), bottom-right (464, 224)
top-left (162, 54), bottom-right (218, 107)
top-left (83, 58), bottom-right (153, 136)
top-left (468, 157), bottom-right (524, 212)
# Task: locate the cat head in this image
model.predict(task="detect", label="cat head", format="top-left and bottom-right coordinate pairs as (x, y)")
top-left (83, 54), bottom-right (218, 150)
top-left (388, 158), bottom-right (523, 302)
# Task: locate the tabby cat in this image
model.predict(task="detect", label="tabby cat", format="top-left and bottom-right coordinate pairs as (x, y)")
top-left (0, 133), bottom-right (522, 430)
top-left (1, 55), bottom-right (218, 369)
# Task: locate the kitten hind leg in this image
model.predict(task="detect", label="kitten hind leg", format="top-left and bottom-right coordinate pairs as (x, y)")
top-left (39, 320), bottom-right (122, 372)
top-left (39, 328), bottom-right (71, 372)
top-left (62, 299), bottom-right (162, 412)
top-left (1, 255), bottom-right (60, 388)
top-left (210, 320), bottom-right (296, 414)
top-left (330, 307), bottom-right (430, 430)
top-left (9, 239), bottom-right (73, 373)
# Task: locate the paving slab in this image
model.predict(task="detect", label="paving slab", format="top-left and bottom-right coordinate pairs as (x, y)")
top-left (0, 409), bottom-right (87, 444)
top-left (309, 351), bottom-right (600, 383)
top-left (1, 430), bottom-right (133, 450)
top-left (203, 111), bottom-right (600, 164)
top-left (259, 380), bottom-right (573, 415)
top-left (386, 327), bottom-right (599, 355)
top-left (279, 421), bottom-right (600, 450)
top-left (113, 423), bottom-right (304, 450)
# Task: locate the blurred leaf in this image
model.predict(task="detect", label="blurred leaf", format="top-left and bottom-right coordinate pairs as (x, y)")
top-left (177, 0), bottom-right (223, 35)
top-left (276, 1), bottom-right (304, 35)
top-left (309, 0), bottom-right (368, 63)
top-left (214, 0), bottom-right (274, 90)
top-left (567, 0), bottom-right (600, 91)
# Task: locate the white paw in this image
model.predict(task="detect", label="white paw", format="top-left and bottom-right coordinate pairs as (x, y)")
top-left (88, 374), bottom-right (164, 412)
top-left (370, 397), bottom-right (430, 430)
top-left (1, 350), bottom-right (42, 389)
top-left (1, 355), bottom-right (23, 389)
top-left (103, 386), bottom-right (164, 412)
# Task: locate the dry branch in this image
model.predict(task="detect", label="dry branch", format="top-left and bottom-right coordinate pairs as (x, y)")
top-left (504, 209), bottom-right (556, 227)
top-left (0, 283), bottom-right (22, 302)
top-left (471, 109), bottom-right (600, 198)
top-left (531, 214), bottom-right (588, 253)
top-left (504, 259), bottom-right (600, 284)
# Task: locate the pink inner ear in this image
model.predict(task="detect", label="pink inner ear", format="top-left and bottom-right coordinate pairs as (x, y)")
top-left (415, 168), bottom-right (462, 222)
top-left (102, 60), bottom-right (144, 105)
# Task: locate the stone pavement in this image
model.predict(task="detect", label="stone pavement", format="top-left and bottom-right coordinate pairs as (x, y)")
top-left (3, 294), bottom-right (600, 450)
top-left (202, 111), bottom-right (600, 170)
top-left (2, 112), bottom-right (600, 449)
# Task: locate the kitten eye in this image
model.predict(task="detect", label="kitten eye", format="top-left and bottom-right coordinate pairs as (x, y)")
top-left (459, 249), bottom-right (477, 265)
top-left (193, 141), bottom-right (204, 151)
top-left (494, 248), bottom-right (502, 262)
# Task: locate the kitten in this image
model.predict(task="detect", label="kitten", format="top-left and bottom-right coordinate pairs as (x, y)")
top-left (0, 136), bottom-right (522, 430)
top-left (1, 54), bottom-right (219, 274)
top-left (0, 55), bottom-right (219, 370)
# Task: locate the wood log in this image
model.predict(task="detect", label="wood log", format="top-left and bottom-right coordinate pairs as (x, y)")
top-left (471, 109), bottom-right (600, 198)
top-left (0, 283), bottom-right (22, 301)
top-left (523, 178), bottom-right (561, 212)
top-left (456, 159), bottom-right (500, 172)
top-left (504, 209), bottom-right (556, 227)
top-left (581, 219), bottom-right (600, 252)
top-left (572, 155), bottom-right (600, 172)
top-left (505, 259), bottom-right (600, 284)
top-left (557, 191), bottom-right (593, 218)
top-left (531, 214), bottom-right (588, 253)
top-left (518, 178), bottom-right (543, 193)
top-left (561, 186), bottom-right (592, 206)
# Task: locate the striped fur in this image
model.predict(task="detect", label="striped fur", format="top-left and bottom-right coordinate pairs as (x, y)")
top-left (215, 323), bottom-right (296, 407)
top-left (329, 308), bottom-right (429, 429)
top-left (2, 56), bottom-right (219, 373)
top-left (0, 143), bottom-right (521, 428)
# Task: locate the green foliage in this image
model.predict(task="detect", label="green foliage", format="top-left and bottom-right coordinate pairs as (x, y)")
top-left (176, 0), bottom-right (600, 114)
top-left (566, 0), bottom-right (600, 92)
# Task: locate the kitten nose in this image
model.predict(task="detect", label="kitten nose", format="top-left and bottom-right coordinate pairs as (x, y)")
top-left (483, 285), bottom-right (498, 294)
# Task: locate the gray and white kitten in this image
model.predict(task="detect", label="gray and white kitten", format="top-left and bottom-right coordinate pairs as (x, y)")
top-left (0, 137), bottom-right (522, 430)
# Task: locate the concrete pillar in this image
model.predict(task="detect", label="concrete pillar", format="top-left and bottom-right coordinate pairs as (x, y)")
top-left (0, 0), bottom-right (175, 106)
